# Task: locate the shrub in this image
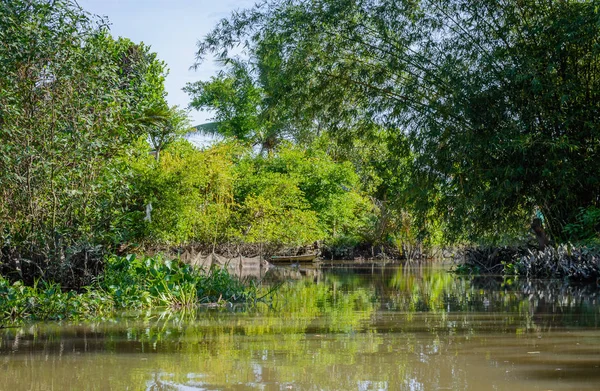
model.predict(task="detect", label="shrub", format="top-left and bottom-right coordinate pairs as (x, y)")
top-left (563, 207), bottom-right (600, 245)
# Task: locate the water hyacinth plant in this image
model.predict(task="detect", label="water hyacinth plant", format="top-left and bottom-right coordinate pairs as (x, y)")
top-left (0, 255), bottom-right (257, 324)
top-left (0, 279), bottom-right (113, 322)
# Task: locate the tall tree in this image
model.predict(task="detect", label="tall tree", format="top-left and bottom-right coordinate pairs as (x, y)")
top-left (186, 59), bottom-right (299, 153)
top-left (0, 0), bottom-right (172, 267)
top-left (194, 0), bottom-right (600, 242)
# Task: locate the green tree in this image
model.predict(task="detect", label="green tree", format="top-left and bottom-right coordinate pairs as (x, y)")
top-left (0, 0), bottom-right (172, 280)
top-left (233, 142), bottom-right (369, 247)
top-left (185, 59), bottom-right (305, 153)
top-left (126, 140), bottom-right (239, 245)
top-left (186, 61), bottom-right (263, 143)
top-left (194, 0), bottom-right (600, 243)
top-left (143, 105), bottom-right (192, 162)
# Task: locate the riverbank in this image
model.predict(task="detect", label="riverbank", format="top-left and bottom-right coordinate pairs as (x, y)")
top-left (453, 244), bottom-right (600, 282)
top-left (0, 238), bottom-right (429, 324)
top-left (143, 241), bottom-right (423, 264)
top-left (4, 240), bottom-right (598, 325)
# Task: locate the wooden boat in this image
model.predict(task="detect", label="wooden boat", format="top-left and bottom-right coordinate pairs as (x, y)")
top-left (269, 253), bottom-right (318, 264)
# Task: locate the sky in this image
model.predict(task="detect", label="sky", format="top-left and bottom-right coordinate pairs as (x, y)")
top-left (77, 0), bottom-right (257, 127)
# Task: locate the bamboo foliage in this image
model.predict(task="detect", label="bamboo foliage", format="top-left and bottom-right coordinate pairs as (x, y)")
top-left (193, 0), bottom-right (600, 243)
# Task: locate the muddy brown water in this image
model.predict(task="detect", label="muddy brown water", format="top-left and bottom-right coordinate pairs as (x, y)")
top-left (1, 264), bottom-right (599, 390)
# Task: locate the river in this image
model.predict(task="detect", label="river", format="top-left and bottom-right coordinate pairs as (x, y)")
top-left (1, 264), bottom-right (599, 390)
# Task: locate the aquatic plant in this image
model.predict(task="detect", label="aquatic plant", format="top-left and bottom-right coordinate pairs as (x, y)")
top-left (101, 254), bottom-right (253, 309)
top-left (0, 278), bottom-right (113, 322)
top-left (0, 255), bottom-right (258, 324)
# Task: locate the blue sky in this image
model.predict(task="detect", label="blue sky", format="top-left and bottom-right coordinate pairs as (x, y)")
top-left (78, 0), bottom-right (256, 126)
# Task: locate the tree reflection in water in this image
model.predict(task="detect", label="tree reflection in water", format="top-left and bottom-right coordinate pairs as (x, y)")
top-left (1, 265), bottom-right (599, 390)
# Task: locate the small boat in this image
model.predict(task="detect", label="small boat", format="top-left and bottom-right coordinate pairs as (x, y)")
top-left (269, 253), bottom-right (318, 264)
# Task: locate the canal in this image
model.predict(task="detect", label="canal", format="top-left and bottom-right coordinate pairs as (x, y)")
top-left (1, 264), bottom-right (599, 390)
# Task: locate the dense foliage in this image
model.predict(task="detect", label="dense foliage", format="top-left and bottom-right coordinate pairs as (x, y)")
top-left (0, 1), bottom-right (204, 286)
top-left (126, 138), bottom-right (373, 249)
top-left (194, 0), bottom-right (600, 244)
top-left (0, 0), bottom-right (176, 279)
top-left (3, 0), bottom-right (600, 308)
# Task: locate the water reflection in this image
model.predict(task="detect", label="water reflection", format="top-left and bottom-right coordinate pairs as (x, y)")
top-left (1, 265), bottom-right (600, 390)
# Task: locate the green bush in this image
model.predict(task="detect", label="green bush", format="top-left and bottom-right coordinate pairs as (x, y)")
top-left (234, 142), bottom-right (370, 246)
top-left (563, 207), bottom-right (600, 245)
top-left (121, 139), bottom-right (371, 249)
top-left (123, 139), bottom-right (239, 245)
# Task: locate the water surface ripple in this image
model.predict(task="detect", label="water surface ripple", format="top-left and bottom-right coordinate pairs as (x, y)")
top-left (1, 265), bottom-right (599, 390)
